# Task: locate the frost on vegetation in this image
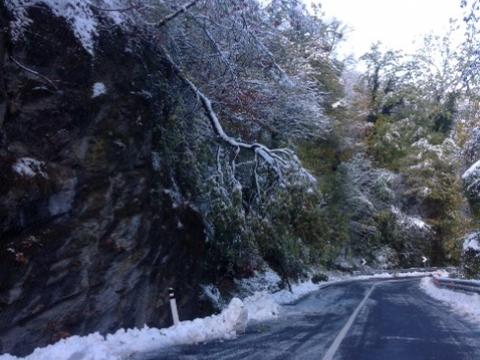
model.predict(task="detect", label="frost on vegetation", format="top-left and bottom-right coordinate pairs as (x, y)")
top-left (12, 157), bottom-right (47, 178)
top-left (420, 277), bottom-right (480, 324)
top-left (92, 82), bottom-right (107, 98)
top-left (373, 247), bottom-right (397, 269)
top-left (7, 0), bottom-right (127, 55)
top-left (411, 137), bottom-right (459, 165)
top-left (390, 206), bottom-right (430, 231)
top-left (235, 268), bottom-right (282, 296)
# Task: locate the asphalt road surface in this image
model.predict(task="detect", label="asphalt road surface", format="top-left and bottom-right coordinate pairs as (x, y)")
top-left (139, 278), bottom-right (480, 360)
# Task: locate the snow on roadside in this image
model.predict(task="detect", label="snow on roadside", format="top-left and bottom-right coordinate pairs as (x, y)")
top-left (420, 277), bottom-right (480, 324)
top-left (242, 269), bottom-right (444, 317)
top-left (0, 298), bottom-right (248, 360)
top-left (243, 292), bottom-right (280, 321)
top-left (0, 269), bottom-right (445, 360)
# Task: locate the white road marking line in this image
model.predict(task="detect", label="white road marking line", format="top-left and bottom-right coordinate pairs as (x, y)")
top-left (322, 283), bottom-right (377, 360)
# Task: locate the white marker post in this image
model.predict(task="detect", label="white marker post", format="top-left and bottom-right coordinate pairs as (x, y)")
top-left (169, 288), bottom-right (180, 326)
top-left (421, 256), bottom-right (428, 268)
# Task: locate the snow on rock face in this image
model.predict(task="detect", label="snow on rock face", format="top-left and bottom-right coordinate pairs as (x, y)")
top-left (420, 277), bottom-right (480, 323)
top-left (462, 232), bottom-right (480, 279)
top-left (463, 233), bottom-right (480, 252)
top-left (464, 127), bottom-right (480, 167)
top-left (92, 82), bottom-right (107, 98)
top-left (390, 206), bottom-right (430, 231)
top-left (12, 157), bottom-right (47, 178)
top-left (7, 0), bottom-right (127, 55)
top-left (462, 160), bottom-right (480, 202)
top-left (462, 160), bottom-right (480, 181)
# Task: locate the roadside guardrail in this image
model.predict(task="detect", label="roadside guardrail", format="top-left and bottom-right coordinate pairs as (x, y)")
top-left (432, 276), bottom-right (480, 295)
top-left (352, 267), bottom-right (457, 277)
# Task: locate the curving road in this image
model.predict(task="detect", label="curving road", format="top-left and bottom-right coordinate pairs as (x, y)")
top-left (139, 278), bottom-right (480, 360)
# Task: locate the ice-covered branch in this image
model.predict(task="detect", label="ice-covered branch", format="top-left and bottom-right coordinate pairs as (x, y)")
top-left (162, 47), bottom-right (310, 182)
top-left (184, 10), bottom-right (239, 90)
top-left (156, 0), bottom-right (200, 28)
top-left (245, 28), bottom-right (293, 87)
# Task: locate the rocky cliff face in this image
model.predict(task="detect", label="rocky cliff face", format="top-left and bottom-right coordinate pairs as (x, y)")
top-left (0, 4), bottom-right (214, 355)
top-left (332, 151), bottom-right (433, 269)
top-left (461, 127), bottom-right (480, 278)
top-left (463, 127), bottom-right (480, 205)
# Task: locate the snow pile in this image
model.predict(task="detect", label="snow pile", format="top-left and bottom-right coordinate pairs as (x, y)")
top-left (420, 277), bottom-right (480, 324)
top-left (235, 268), bottom-right (323, 306)
top-left (8, 0), bottom-right (127, 55)
top-left (92, 82), bottom-right (107, 98)
top-left (355, 270), bottom-right (448, 279)
top-left (243, 292), bottom-right (280, 321)
top-left (12, 157), bottom-right (47, 178)
top-left (0, 298), bottom-right (248, 360)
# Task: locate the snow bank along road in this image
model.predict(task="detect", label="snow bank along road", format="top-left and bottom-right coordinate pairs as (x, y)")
top-left (138, 278), bottom-right (480, 360)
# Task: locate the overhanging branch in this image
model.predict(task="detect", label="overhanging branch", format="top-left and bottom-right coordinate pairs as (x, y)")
top-left (162, 47), bottom-right (315, 184)
top-left (156, 0), bottom-right (200, 28)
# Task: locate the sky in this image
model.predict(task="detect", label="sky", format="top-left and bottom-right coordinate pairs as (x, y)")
top-left (309, 0), bottom-right (466, 59)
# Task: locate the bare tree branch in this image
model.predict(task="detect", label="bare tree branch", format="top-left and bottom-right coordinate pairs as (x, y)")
top-left (156, 0), bottom-right (200, 28)
top-left (162, 47), bottom-right (308, 180)
top-left (9, 56), bottom-right (59, 91)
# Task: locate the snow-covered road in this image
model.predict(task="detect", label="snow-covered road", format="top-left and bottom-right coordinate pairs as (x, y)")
top-left (140, 278), bottom-right (480, 360)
